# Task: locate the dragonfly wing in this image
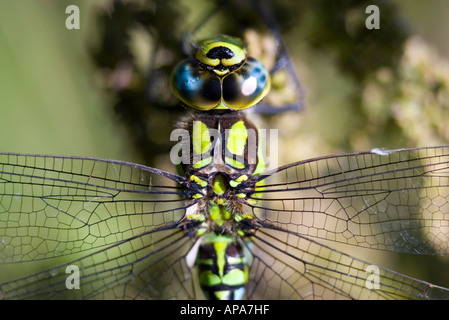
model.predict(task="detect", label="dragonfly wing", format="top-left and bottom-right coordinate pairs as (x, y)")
top-left (0, 153), bottom-right (196, 299)
top-left (245, 227), bottom-right (449, 299)
top-left (247, 146), bottom-right (449, 255)
top-left (0, 226), bottom-right (199, 299)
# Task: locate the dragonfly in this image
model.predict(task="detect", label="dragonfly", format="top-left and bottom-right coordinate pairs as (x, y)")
top-left (1, 0), bottom-right (449, 300)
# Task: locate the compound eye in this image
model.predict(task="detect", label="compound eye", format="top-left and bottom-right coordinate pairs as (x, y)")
top-left (222, 58), bottom-right (271, 110)
top-left (171, 60), bottom-right (221, 111)
top-left (171, 36), bottom-right (271, 111)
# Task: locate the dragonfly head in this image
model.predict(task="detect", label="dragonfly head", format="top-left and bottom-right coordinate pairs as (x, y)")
top-left (171, 35), bottom-right (271, 111)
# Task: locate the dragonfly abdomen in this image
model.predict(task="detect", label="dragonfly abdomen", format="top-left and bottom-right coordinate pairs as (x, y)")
top-left (197, 233), bottom-right (248, 300)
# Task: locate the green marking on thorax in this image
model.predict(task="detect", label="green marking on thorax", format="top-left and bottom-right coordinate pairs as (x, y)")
top-left (193, 121), bottom-right (211, 155)
top-left (209, 202), bottom-right (231, 226)
top-left (227, 120), bottom-right (248, 156)
top-left (253, 127), bottom-right (266, 176)
top-left (213, 175), bottom-right (226, 195)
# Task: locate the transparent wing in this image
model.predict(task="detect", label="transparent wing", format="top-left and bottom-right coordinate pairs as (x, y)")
top-left (246, 146), bottom-right (449, 255)
top-left (245, 227), bottom-right (449, 300)
top-left (1, 227), bottom-right (200, 299)
top-left (0, 153), bottom-right (198, 299)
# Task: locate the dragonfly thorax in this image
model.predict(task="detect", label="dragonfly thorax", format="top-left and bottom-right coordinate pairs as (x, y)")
top-left (184, 172), bottom-right (254, 236)
top-left (178, 111), bottom-right (264, 238)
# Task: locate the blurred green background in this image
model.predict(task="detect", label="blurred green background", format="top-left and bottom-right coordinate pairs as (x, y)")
top-left (0, 0), bottom-right (132, 159)
top-left (1, 0), bottom-right (449, 297)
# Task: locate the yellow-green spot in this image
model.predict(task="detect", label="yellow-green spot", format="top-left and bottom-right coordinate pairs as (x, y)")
top-left (229, 181), bottom-right (239, 188)
top-left (199, 270), bottom-right (221, 286)
top-left (204, 233), bottom-right (234, 244)
top-left (253, 129), bottom-right (266, 176)
top-left (193, 157), bottom-right (213, 169)
top-left (209, 204), bottom-right (224, 226)
top-left (221, 207), bottom-right (231, 220)
top-left (234, 213), bottom-right (253, 222)
top-left (214, 291), bottom-right (232, 300)
top-left (210, 203), bottom-right (232, 226)
top-left (250, 180), bottom-right (266, 201)
top-left (227, 121), bottom-right (247, 156)
top-left (213, 175), bottom-right (226, 196)
top-left (214, 69), bottom-right (229, 76)
top-left (197, 258), bottom-right (214, 266)
top-left (190, 175), bottom-right (208, 187)
top-left (230, 174), bottom-right (248, 187)
top-left (227, 256), bottom-right (246, 265)
top-left (215, 101), bottom-right (228, 109)
top-left (246, 198), bottom-right (258, 205)
top-left (214, 240), bottom-right (227, 278)
top-left (192, 121), bottom-right (211, 154)
top-left (188, 213), bottom-right (205, 222)
top-left (195, 228), bottom-right (207, 236)
top-left (222, 268), bottom-right (248, 286)
top-left (225, 157), bottom-right (246, 169)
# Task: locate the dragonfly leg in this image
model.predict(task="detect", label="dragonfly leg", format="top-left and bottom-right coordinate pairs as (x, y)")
top-left (251, 0), bottom-right (305, 115)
